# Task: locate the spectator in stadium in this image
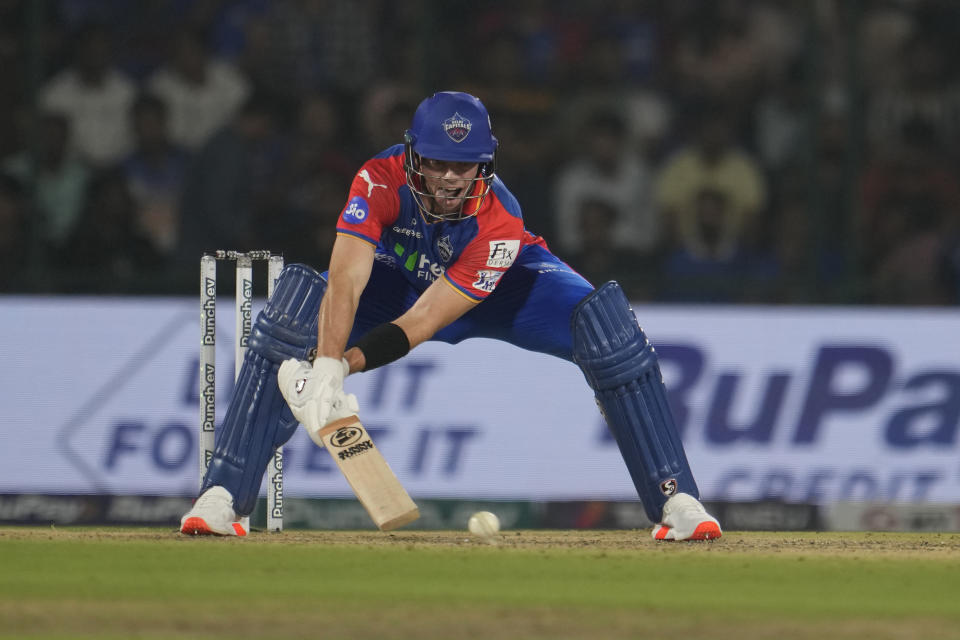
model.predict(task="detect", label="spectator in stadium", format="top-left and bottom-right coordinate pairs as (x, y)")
top-left (659, 187), bottom-right (777, 303)
top-left (870, 201), bottom-right (957, 306)
top-left (147, 29), bottom-right (250, 151)
top-left (180, 91), bottom-right (722, 542)
top-left (761, 168), bottom-right (847, 304)
top-left (866, 32), bottom-right (960, 163)
top-left (655, 103), bottom-right (767, 263)
top-left (553, 108), bottom-right (659, 260)
top-left (565, 198), bottom-right (652, 298)
top-left (39, 24), bottom-right (136, 167)
top-left (121, 93), bottom-right (191, 260)
top-left (858, 117), bottom-right (960, 283)
top-left (669, 1), bottom-right (764, 110)
top-left (272, 93), bottom-right (357, 264)
top-left (2, 111), bottom-right (90, 252)
top-left (752, 58), bottom-right (809, 177)
top-left (283, 93), bottom-right (357, 190)
top-left (231, 0), bottom-right (379, 100)
top-left (57, 169), bottom-right (165, 292)
top-left (176, 94), bottom-right (287, 266)
top-left (488, 108), bottom-right (558, 242)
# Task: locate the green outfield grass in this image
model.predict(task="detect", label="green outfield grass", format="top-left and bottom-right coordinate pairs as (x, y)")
top-left (1, 528), bottom-right (958, 639)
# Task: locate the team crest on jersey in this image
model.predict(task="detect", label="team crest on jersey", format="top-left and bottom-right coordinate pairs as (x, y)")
top-left (443, 112), bottom-right (472, 143)
top-left (436, 235), bottom-right (453, 263)
top-left (342, 196), bottom-right (369, 224)
top-left (472, 269), bottom-right (503, 293)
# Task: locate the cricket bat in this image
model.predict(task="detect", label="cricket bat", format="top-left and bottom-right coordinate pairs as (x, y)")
top-left (318, 415), bottom-right (419, 531)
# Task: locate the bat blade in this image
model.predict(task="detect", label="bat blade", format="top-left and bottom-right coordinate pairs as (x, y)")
top-left (318, 416), bottom-right (419, 531)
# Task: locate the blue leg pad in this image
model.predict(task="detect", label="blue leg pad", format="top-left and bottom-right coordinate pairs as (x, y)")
top-left (571, 281), bottom-right (698, 523)
top-left (201, 263), bottom-right (326, 515)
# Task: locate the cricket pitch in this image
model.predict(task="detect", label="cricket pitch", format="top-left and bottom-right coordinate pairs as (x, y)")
top-left (1, 527), bottom-right (958, 640)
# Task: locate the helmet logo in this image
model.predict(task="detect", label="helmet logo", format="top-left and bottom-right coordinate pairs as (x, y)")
top-left (442, 112), bottom-right (472, 143)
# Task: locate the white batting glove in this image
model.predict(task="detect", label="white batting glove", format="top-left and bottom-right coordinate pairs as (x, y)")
top-left (289, 388), bottom-right (360, 449)
top-left (328, 389), bottom-right (359, 422)
top-left (278, 356), bottom-right (349, 437)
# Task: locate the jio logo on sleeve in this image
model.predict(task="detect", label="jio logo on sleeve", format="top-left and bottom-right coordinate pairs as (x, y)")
top-left (342, 196), bottom-right (369, 224)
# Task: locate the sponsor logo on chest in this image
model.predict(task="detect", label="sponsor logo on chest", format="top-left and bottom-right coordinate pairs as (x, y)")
top-left (392, 242), bottom-right (445, 282)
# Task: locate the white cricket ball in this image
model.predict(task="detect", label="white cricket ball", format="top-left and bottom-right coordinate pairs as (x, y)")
top-left (468, 511), bottom-right (500, 540)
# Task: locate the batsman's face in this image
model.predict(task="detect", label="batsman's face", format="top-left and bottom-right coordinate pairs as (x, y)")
top-left (419, 158), bottom-right (479, 215)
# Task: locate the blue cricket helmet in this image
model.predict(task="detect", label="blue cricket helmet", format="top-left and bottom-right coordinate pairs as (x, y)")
top-left (404, 91), bottom-right (498, 221)
top-left (405, 91), bottom-right (498, 162)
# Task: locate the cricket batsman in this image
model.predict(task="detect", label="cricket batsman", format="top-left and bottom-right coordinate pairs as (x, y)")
top-left (181, 91), bottom-right (722, 541)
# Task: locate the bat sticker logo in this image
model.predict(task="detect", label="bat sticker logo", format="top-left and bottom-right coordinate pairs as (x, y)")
top-left (331, 425), bottom-right (365, 448)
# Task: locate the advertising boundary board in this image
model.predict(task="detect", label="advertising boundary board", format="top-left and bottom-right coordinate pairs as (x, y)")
top-left (1, 296), bottom-right (958, 505)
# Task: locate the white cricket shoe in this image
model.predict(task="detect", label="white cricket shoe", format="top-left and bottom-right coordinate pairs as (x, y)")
top-left (180, 486), bottom-right (248, 536)
top-left (652, 493), bottom-right (722, 541)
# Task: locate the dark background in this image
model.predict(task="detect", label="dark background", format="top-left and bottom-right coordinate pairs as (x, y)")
top-left (1, 0), bottom-right (958, 305)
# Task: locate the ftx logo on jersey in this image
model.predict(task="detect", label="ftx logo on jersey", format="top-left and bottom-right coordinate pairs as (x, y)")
top-left (487, 240), bottom-right (519, 268)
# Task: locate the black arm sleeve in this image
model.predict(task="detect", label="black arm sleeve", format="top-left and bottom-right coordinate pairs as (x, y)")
top-left (351, 322), bottom-right (411, 371)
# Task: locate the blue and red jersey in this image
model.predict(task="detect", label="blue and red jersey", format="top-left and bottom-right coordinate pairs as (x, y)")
top-left (335, 145), bottom-right (547, 302)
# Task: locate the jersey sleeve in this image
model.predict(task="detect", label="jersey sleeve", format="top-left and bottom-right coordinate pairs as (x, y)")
top-left (335, 157), bottom-right (402, 246)
top-left (442, 209), bottom-right (524, 302)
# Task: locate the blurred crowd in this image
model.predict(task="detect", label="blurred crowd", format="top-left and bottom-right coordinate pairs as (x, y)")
top-left (1, 0), bottom-right (959, 305)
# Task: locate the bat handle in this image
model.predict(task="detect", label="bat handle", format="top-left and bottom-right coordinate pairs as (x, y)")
top-left (318, 415), bottom-right (361, 439)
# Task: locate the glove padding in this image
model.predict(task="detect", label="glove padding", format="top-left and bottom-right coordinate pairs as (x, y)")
top-left (278, 357), bottom-right (358, 447)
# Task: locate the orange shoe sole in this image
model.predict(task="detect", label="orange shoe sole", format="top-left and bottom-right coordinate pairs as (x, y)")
top-left (653, 521), bottom-right (722, 541)
top-left (180, 517), bottom-right (247, 536)
top-left (688, 521), bottom-right (722, 540)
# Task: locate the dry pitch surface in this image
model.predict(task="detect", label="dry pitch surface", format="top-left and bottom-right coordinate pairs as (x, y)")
top-left (1, 527), bottom-right (959, 640)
